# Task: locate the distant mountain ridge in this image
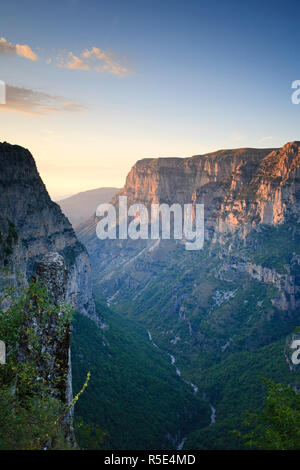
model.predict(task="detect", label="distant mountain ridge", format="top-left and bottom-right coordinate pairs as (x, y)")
top-left (58, 187), bottom-right (119, 227)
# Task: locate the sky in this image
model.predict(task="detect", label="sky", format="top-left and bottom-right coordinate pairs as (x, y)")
top-left (0, 0), bottom-right (300, 199)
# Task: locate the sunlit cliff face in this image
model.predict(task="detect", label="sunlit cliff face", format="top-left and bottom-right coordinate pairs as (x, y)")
top-left (109, 142), bottom-right (300, 243)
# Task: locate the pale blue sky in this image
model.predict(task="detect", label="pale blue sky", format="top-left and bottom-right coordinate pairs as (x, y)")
top-left (0, 0), bottom-right (299, 198)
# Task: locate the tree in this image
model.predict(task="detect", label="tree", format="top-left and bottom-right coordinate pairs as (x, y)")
top-left (240, 379), bottom-right (300, 450)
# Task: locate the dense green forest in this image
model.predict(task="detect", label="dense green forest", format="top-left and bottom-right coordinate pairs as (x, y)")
top-left (239, 379), bottom-right (300, 450)
top-left (71, 301), bottom-right (210, 450)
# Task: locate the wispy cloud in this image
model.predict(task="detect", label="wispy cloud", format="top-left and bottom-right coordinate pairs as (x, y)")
top-left (58, 46), bottom-right (131, 76)
top-left (0, 36), bottom-right (131, 76)
top-left (1, 85), bottom-right (85, 115)
top-left (0, 37), bottom-right (37, 61)
top-left (62, 52), bottom-right (91, 71)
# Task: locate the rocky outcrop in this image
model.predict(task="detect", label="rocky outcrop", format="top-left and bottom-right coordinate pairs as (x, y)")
top-left (218, 260), bottom-right (300, 311)
top-left (0, 142), bottom-right (98, 445)
top-left (19, 252), bottom-right (74, 445)
top-left (35, 252), bottom-right (68, 304)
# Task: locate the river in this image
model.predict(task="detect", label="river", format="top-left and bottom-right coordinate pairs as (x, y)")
top-left (147, 330), bottom-right (216, 449)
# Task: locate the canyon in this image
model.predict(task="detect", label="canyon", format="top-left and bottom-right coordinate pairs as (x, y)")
top-left (0, 140), bottom-right (299, 449)
top-left (77, 141), bottom-right (300, 449)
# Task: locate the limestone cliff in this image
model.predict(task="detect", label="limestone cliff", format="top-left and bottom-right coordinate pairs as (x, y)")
top-left (77, 141), bottom-right (300, 318)
top-left (113, 142), bottom-right (300, 240)
top-left (79, 142), bottom-right (300, 244)
top-left (0, 142), bottom-right (97, 446)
